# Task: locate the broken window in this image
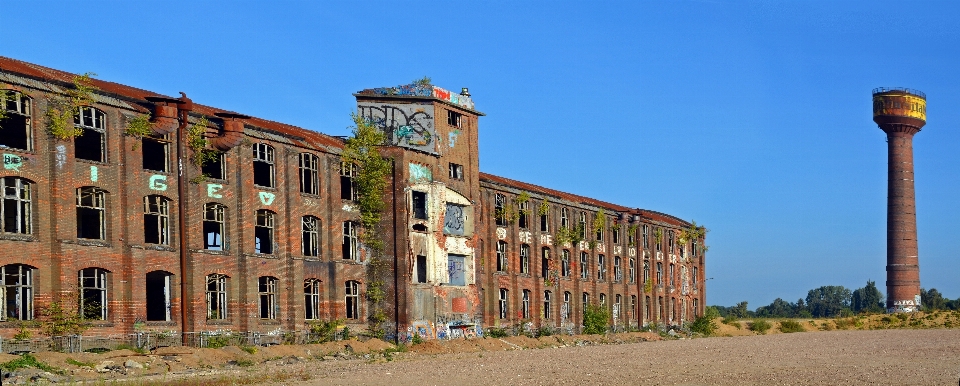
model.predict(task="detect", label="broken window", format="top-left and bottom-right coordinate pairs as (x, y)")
top-left (202, 151), bottom-right (225, 180)
top-left (447, 110), bottom-right (462, 128)
top-left (299, 153), bottom-right (319, 195)
top-left (656, 262), bottom-right (663, 284)
top-left (252, 143), bottom-right (275, 188)
top-left (517, 200), bottom-right (528, 229)
top-left (203, 203), bottom-right (225, 251)
top-left (629, 258), bottom-right (636, 283)
top-left (145, 271), bottom-right (172, 321)
top-left (679, 243), bottom-right (685, 258)
top-left (74, 106), bottom-right (106, 162)
top-left (693, 298), bottom-right (699, 317)
top-left (578, 212), bottom-right (586, 238)
top-left (143, 195), bottom-right (170, 245)
top-left (643, 260), bottom-right (650, 284)
top-left (560, 249), bottom-right (570, 277)
top-left (541, 247), bottom-right (550, 278)
top-left (415, 255), bottom-right (427, 283)
top-left (519, 244), bottom-right (530, 274)
top-left (595, 218), bottom-right (603, 241)
top-left (255, 210), bottom-right (275, 254)
top-left (582, 293), bottom-right (589, 314)
top-left (258, 276), bottom-right (278, 319)
top-left (656, 227), bottom-right (662, 251)
top-left (79, 267), bottom-right (108, 320)
top-left (0, 264), bottom-right (34, 321)
top-left (447, 254), bottom-right (466, 286)
top-left (628, 232), bottom-right (635, 247)
top-left (411, 191), bottom-right (427, 220)
top-left (539, 208), bottom-right (548, 232)
top-left (76, 187), bottom-right (106, 240)
top-left (448, 163), bottom-right (463, 180)
top-left (543, 291), bottom-right (552, 319)
top-left (0, 90), bottom-right (32, 151)
top-left (658, 296), bottom-right (664, 320)
top-left (1, 177), bottom-right (32, 234)
top-left (693, 266), bottom-right (699, 290)
top-left (599, 293), bottom-right (606, 309)
top-left (340, 162), bottom-right (357, 200)
top-left (597, 254), bottom-right (606, 281)
top-left (563, 291), bottom-right (571, 320)
top-left (342, 221), bottom-right (358, 261)
top-left (304, 279), bottom-right (321, 320)
top-left (141, 134), bottom-right (170, 172)
top-left (443, 203), bottom-right (466, 235)
top-left (560, 208), bottom-right (568, 229)
top-left (614, 256), bottom-right (622, 282)
top-left (668, 230), bottom-right (674, 252)
top-left (692, 240), bottom-right (698, 257)
top-left (631, 295), bottom-right (637, 319)
top-left (345, 280), bottom-right (360, 319)
top-left (498, 288), bottom-right (508, 319)
top-left (669, 263), bottom-right (675, 286)
top-left (494, 193), bottom-right (506, 226)
top-left (496, 241), bottom-right (507, 272)
top-left (206, 274), bottom-right (228, 320)
top-left (615, 294), bottom-right (622, 321)
top-left (580, 252), bottom-right (589, 279)
top-left (302, 216), bottom-right (320, 257)
top-left (612, 225), bottom-right (620, 244)
top-left (642, 225), bottom-right (649, 249)
top-left (521, 289), bottom-right (530, 319)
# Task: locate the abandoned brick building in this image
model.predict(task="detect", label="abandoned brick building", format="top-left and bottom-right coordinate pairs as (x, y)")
top-left (0, 56), bottom-right (706, 341)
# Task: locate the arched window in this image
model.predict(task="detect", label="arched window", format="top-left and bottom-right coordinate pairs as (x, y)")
top-left (599, 293), bottom-right (607, 308)
top-left (560, 249), bottom-right (570, 277)
top-left (543, 291), bottom-right (552, 319)
top-left (252, 143), bottom-right (275, 188)
top-left (345, 280), bottom-right (360, 319)
top-left (143, 195), bottom-right (170, 245)
top-left (0, 264), bottom-right (34, 321)
top-left (74, 106), bottom-right (106, 162)
top-left (582, 292), bottom-right (590, 314)
top-left (643, 260), bottom-right (651, 284)
top-left (145, 271), bottom-right (172, 321)
top-left (498, 288), bottom-right (508, 319)
top-left (540, 247), bottom-right (550, 278)
top-left (76, 187), bottom-right (106, 240)
top-left (304, 279), bottom-right (321, 320)
top-left (340, 162), bottom-right (357, 200)
top-left (1, 177), bottom-right (32, 234)
top-left (580, 252), bottom-right (589, 279)
top-left (255, 210), bottom-right (275, 254)
top-left (259, 276), bottom-right (278, 319)
top-left (496, 241), bottom-right (507, 272)
top-left (597, 254), bottom-right (606, 281)
top-left (521, 289), bottom-right (530, 319)
top-left (519, 244), bottom-right (530, 274)
top-left (613, 256), bottom-right (622, 282)
top-left (656, 262), bottom-right (663, 284)
top-left (203, 203), bottom-right (226, 250)
top-left (0, 90), bottom-right (32, 150)
top-left (562, 291), bottom-right (571, 320)
top-left (302, 215), bottom-right (320, 257)
top-left (629, 258), bottom-right (636, 283)
top-left (206, 274), bottom-right (228, 319)
top-left (79, 267), bottom-right (109, 320)
top-left (299, 153), bottom-right (320, 195)
top-left (342, 221), bottom-right (358, 260)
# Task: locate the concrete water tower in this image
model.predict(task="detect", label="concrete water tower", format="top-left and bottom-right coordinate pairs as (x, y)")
top-left (872, 87), bottom-right (926, 312)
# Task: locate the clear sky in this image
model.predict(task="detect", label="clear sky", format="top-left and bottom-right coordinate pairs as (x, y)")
top-left (3, 1), bottom-right (958, 308)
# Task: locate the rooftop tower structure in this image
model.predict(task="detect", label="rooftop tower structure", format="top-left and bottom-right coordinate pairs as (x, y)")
top-left (872, 87), bottom-right (926, 312)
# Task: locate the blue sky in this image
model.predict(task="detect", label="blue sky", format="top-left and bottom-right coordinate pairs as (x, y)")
top-left (4, 1), bottom-right (958, 308)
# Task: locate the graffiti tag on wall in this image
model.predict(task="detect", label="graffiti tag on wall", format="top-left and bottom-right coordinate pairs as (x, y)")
top-left (3, 154), bottom-right (23, 172)
top-left (358, 102), bottom-right (435, 154)
top-left (409, 163), bottom-right (432, 183)
top-left (369, 84), bottom-right (475, 111)
top-left (443, 204), bottom-right (465, 235)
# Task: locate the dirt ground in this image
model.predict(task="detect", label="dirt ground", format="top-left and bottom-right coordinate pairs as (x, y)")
top-left (287, 329), bottom-right (960, 386)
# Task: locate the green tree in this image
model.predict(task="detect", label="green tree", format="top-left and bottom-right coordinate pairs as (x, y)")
top-left (920, 288), bottom-right (946, 311)
top-left (805, 286), bottom-right (851, 317)
top-left (851, 280), bottom-right (884, 313)
top-left (582, 304), bottom-right (610, 334)
top-left (732, 301), bottom-right (750, 318)
top-left (755, 298), bottom-right (796, 318)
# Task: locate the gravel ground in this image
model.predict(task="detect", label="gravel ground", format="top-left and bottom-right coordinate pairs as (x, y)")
top-left (292, 329), bottom-right (960, 386)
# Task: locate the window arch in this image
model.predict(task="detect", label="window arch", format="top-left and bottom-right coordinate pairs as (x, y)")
top-left (79, 267), bottom-right (109, 320)
top-left (143, 195), bottom-right (171, 245)
top-left (74, 106), bottom-right (106, 162)
top-left (255, 209), bottom-right (275, 254)
top-left (203, 203), bottom-right (226, 250)
top-left (299, 152), bottom-right (320, 195)
top-left (304, 279), bottom-right (321, 320)
top-left (0, 264), bottom-right (34, 321)
top-left (76, 187), bottom-right (106, 240)
top-left (206, 274), bottom-right (228, 319)
top-left (345, 280), bottom-right (360, 319)
top-left (302, 215), bottom-right (320, 257)
top-left (0, 90), bottom-right (32, 150)
top-left (252, 143), bottom-right (275, 187)
top-left (1, 177), bottom-right (32, 234)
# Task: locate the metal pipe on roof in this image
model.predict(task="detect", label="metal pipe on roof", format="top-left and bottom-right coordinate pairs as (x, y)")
top-left (211, 112), bottom-right (249, 151)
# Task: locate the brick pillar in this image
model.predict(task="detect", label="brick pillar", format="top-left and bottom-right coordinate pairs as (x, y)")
top-left (884, 130), bottom-right (921, 311)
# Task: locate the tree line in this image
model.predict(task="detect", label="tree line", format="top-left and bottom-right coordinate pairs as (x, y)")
top-left (714, 281), bottom-right (960, 318)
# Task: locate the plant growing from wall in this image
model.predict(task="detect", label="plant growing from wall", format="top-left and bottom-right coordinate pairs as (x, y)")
top-left (45, 73), bottom-right (97, 140)
top-left (627, 224), bottom-right (639, 247)
top-left (124, 114), bottom-right (153, 150)
top-left (654, 227), bottom-right (663, 249)
top-left (186, 117), bottom-right (223, 184)
top-left (538, 198), bottom-right (549, 216)
top-left (412, 76), bottom-right (432, 86)
top-left (554, 222), bottom-right (584, 246)
top-left (342, 113), bottom-right (392, 338)
top-left (583, 304), bottom-right (610, 334)
top-left (644, 280), bottom-right (653, 293)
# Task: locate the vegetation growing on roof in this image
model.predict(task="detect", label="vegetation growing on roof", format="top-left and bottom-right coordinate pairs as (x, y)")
top-left (44, 73), bottom-right (97, 140)
top-left (124, 114), bottom-right (153, 150)
top-left (186, 116), bottom-right (222, 184)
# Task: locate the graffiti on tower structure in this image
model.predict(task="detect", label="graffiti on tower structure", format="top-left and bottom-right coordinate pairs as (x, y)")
top-left (358, 102), bottom-right (436, 154)
top-left (444, 204), bottom-right (465, 235)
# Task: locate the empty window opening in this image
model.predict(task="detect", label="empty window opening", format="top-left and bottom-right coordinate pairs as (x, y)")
top-left (599, 293), bottom-right (607, 309)
top-left (494, 193), bottom-right (506, 226)
top-left (206, 274), bottom-right (228, 320)
top-left (615, 294), bottom-right (622, 321)
top-left (596, 219), bottom-right (603, 241)
top-left (447, 110), bottom-right (462, 128)
top-left (561, 249), bottom-right (570, 277)
top-left (1, 177), bottom-right (32, 234)
top-left (614, 256), bottom-right (622, 282)
top-left (302, 216), bottom-right (320, 257)
top-left (540, 210), bottom-right (548, 232)
top-left (411, 191), bottom-right (427, 220)
top-left (145, 271), bottom-right (172, 321)
top-left (496, 241), bottom-right (507, 272)
top-left (412, 223), bottom-right (428, 232)
top-left (597, 255), bottom-right (606, 281)
top-left (252, 143), bottom-right (275, 187)
top-left (560, 208), bottom-right (568, 229)
top-left (578, 212), bottom-right (586, 238)
top-left (679, 243), bottom-right (685, 258)
top-left (656, 262), bottom-right (663, 284)
top-left (79, 267), bottom-right (108, 320)
top-left (74, 106), bottom-right (106, 162)
top-left (340, 162), bottom-right (357, 200)
top-left (143, 195), bottom-right (170, 245)
top-left (580, 252), bottom-right (589, 279)
top-left (259, 276), bottom-right (278, 319)
top-left (342, 221), bottom-right (359, 261)
top-left (693, 298), bottom-right (699, 317)
top-left (498, 288), bottom-right (508, 319)
top-left (203, 203), bottom-right (225, 251)
top-left (644, 260), bottom-right (651, 284)
top-left (628, 232), bottom-right (635, 247)
top-left (0, 90), bottom-right (32, 151)
top-left (1, 264), bottom-right (34, 321)
top-left (668, 230), bottom-right (674, 252)
top-left (521, 289), bottom-right (530, 319)
top-left (629, 258), bottom-right (636, 283)
top-left (345, 280), bottom-right (360, 319)
top-left (76, 187), bottom-right (106, 240)
top-left (141, 134), bottom-right (170, 172)
top-left (693, 266), bottom-right (699, 290)
top-left (543, 291), bottom-right (552, 319)
top-left (202, 151), bottom-right (226, 180)
top-left (692, 240), bottom-right (698, 257)
top-left (642, 225), bottom-right (649, 249)
top-left (443, 203), bottom-right (466, 235)
top-left (304, 279), bottom-right (321, 320)
top-left (656, 227), bottom-right (662, 251)
top-left (447, 254), bottom-right (466, 286)
top-left (415, 255), bottom-right (427, 283)
top-left (669, 263), bottom-right (675, 286)
top-left (519, 244), bottom-right (530, 274)
top-left (563, 291), bottom-right (571, 320)
top-left (612, 226), bottom-right (620, 244)
top-left (582, 293), bottom-right (590, 315)
top-left (448, 163), bottom-right (463, 180)
top-left (299, 153), bottom-right (320, 195)
top-left (255, 210), bottom-right (275, 254)
top-left (517, 200), bottom-right (528, 229)
top-left (541, 248), bottom-right (550, 278)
